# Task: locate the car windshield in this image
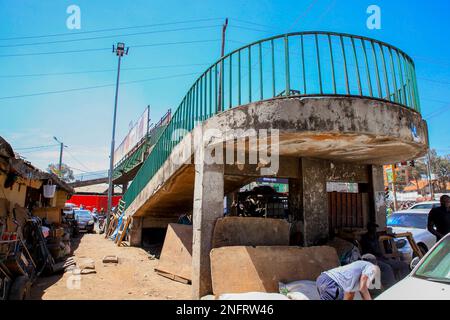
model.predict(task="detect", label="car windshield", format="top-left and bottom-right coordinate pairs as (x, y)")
top-left (75, 210), bottom-right (92, 219)
top-left (410, 203), bottom-right (436, 210)
top-left (387, 213), bottom-right (428, 229)
top-left (414, 237), bottom-right (450, 284)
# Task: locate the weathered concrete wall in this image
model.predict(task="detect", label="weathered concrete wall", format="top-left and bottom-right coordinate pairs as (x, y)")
top-left (129, 217), bottom-right (143, 247)
top-left (125, 96), bottom-right (427, 219)
top-left (212, 217), bottom-right (290, 248)
top-left (210, 246), bottom-right (340, 295)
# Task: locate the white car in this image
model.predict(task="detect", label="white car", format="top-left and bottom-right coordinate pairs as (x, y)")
top-left (398, 201), bottom-right (440, 214)
top-left (387, 212), bottom-right (436, 262)
top-left (376, 234), bottom-right (450, 300)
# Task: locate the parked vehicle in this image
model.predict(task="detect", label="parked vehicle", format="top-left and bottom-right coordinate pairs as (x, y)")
top-left (387, 212), bottom-right (436, 262)
top-left (376, 233), bottom-right (450, 300)
top-left (74, 210), bottom-right (95, 233)
top-left (399, 201), bottom-right (440, 214)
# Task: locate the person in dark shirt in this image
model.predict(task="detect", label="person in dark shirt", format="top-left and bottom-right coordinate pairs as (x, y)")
top-left (427, 195), bottom-right (450, 241)
top-left (360, 222), bottom-right (410, 288)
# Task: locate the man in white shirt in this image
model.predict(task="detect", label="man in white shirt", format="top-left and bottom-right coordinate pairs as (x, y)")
top-left (316, 258), bottom-right (380, 300)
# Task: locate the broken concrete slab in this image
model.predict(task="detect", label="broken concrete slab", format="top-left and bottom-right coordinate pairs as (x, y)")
top-left (76, 257), bottom-right (95, 270)
top-left (210, 246), bottom-right (339, 295)
top-left (155, 223), bottom-right (192, 283)
top-left (102, 255), bottom-right (119, 264)
top-left (212, 217), bottom-right (290, 248)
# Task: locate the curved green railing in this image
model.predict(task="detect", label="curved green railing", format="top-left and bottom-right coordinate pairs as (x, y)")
top-left (123, 31), bottom-right (421, 209)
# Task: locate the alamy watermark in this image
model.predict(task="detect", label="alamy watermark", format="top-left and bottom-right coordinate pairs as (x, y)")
top-left (66, 5), bottom-right (81, 30)
top-left (366, 4), bottom-right (381, 30)
top-left (170, 127), bottom-right (280, 175)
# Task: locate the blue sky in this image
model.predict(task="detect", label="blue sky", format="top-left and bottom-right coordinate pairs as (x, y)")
top-left (0, 0), bottom-right (449, 175)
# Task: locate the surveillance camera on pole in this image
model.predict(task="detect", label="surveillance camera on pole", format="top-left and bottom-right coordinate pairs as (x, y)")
top-left (106, 42), bottom-right (129, 230)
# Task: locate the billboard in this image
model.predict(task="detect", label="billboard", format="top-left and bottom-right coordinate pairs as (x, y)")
top-left (114, 107), bottom-right (149, 165)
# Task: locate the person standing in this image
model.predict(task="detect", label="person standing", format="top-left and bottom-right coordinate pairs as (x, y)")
top-left (427, 195), bottom-right (450, 241)
top-left (316, 259), bottom-right (380, 300)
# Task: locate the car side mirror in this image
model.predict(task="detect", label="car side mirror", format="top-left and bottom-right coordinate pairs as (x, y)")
top-left (410, 256), bottom-right (420, 270)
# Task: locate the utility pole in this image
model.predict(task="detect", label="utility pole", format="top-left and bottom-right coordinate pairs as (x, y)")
top-left (107, 42), bottom-right (129, 230)
top-left (53, 136), bottom-right (66, 178)
top-left (391, 164), bottom-right (398, 211)
top-left (217, 18), bottom-right (228, 112)
top-left (426, 150), bottom-right (434, 199)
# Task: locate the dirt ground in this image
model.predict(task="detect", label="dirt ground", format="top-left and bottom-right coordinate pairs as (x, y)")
top-left (29, 232), bottom-right (191, 300)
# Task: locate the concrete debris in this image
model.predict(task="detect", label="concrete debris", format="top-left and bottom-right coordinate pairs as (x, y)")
top-left (80, 269), bottom-right (97, 275)
top-left (76, 257), bottom-right (95, 270)
top-left (102, 255), bottom-right (119, 264)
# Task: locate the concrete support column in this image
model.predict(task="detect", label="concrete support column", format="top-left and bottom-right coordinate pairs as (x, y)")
top-left (301, 158), bottom-right (329, 246)
top-left (129, 216), bottom-right (143, 247)
top-left (370, 165), bottom-right (387, 230)
top-left (192, 147), bottom-right (224, 299)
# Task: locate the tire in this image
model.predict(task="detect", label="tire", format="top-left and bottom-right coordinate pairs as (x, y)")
top-left (413, 243), bottom-right (428, 258)
top-left (9, 275), bottom-right (31, 300)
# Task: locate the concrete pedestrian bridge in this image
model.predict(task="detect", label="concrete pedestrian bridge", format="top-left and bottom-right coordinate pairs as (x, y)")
top-left (118, 31), bottom-right (428, 298)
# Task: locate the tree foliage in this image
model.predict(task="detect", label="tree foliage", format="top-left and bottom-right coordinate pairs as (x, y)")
top-left (47, 163), bottom-right (74, 182)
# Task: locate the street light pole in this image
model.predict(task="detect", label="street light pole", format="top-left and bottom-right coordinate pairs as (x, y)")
top-left (107, 43), bottom-right (129, 230)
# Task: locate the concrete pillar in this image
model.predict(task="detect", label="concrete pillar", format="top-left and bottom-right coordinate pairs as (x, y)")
top-left (301, 158), bottom-right (329, 246)
top-left (370, 165), bottom-right (387, 230)
top-left (129, 216), bottom-right (143, 247)
top-left (191, 151), bottom-right (224, 299)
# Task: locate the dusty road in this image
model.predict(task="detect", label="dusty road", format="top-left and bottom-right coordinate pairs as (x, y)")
top-left (29, 232), bottom-right (191, 300)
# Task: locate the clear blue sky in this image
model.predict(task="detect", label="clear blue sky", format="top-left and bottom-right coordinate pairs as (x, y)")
top-left (0, 0), bottom-right (449, 174)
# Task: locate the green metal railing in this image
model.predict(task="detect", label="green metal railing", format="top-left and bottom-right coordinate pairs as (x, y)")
top-left (123, 31), bottom-right (421, 209)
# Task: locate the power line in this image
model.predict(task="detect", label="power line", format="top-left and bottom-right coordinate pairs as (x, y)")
top-left (1, 24), bottom-right (222, 48)
top-left (0, 72), bottom-right (200, 100)
top-left (0, 18), bottom-right (224, 41)
top-left (286, 0), bottom-right (319, 32)
top-left (418, 77), bottom-right (450, 86)
top-left (0, 63), bottom-right (211, 78)
top-left (14, 144), bottom-right (59, 150)
top-left (0, 47), bottom-right (108, 58)
top-left (229, 18), bottom-right (276, 30)
top-left (0, 39), bottom-right (220, 58)
top-left (66, 150), bottom-right (92, 172)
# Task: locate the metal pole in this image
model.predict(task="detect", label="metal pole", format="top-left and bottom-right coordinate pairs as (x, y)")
top-left (391, 164), bottom-right (398, 211)
top-left (107, 49), bottom-right (124, 230)
top-left (426, 150), bottom-right (434, 199)
top-left (217, 18), bottom-right (228, 112)
top-left (58, 142), bottom-right (63, 177)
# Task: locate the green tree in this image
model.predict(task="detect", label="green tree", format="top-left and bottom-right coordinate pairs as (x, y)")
top-left (409, 159), bottom-right (427, 195)
top-left (47, 163), bottom-right (74, 182)
top-left (430, 150), bottom-right (450, 192)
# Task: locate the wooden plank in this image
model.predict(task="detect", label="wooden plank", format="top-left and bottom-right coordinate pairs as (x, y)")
top-left (155, 270), bottom-right (191, 284)
top-left (346, 193), bottom-right (352, 227)
top-left (116, 217), bottom-right (131, 246)
top-left (351, 193), bottom-right (357, 229)
top-left (336, 193), bottom-right (342, 228)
